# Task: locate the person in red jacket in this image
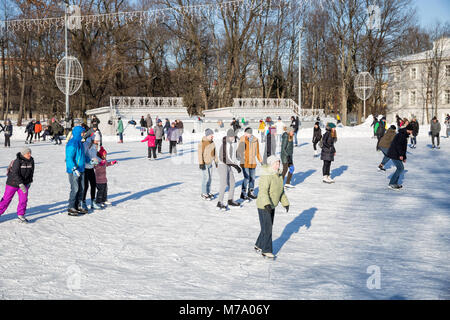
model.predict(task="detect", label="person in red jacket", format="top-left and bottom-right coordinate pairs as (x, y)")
top-left (141, 128), bottom-right (157, 160)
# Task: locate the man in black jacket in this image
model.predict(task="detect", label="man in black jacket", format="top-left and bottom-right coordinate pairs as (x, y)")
top-left (25, 120), bottom-right (35, 144)
top-left (386, 125), bottom-right (413, 190)
top-left (0, 147), bottom-right (34, 223)
top-left (410, 118), bottom-right (419, 148)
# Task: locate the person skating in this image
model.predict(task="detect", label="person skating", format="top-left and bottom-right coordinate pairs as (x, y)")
top-left (290, 116), bottom-right (300, 147)
top-left (0, 147), bottom-right (34, 223)
top-left (375, 117), bottom-right (387, 147)
top-left (154, 120), bottom-right (164, 153)
top-left (312, 121), bottom-right (322, 157)
top-left (257, 120), bottom-right (266, 143)
top-left (2, 120), bottom-right (12, 147)
top-left (386, 124), bottom-right (414, 190)
top-left (117, 117), bottom-right (124, 143)
top-left (141, 128), bottom-right (157, 160)
top-left (410, 118), bottom-right (419, 148)
top-left (51, 118), bottom-right (64, 145)
top-left (371, 115), bottom-right (378, 139)
top-left (24, 120), bottom-right (35, 144)
top-left (139, 116), bottom-right (147, 136)
top-left (175, 119), bottom-right (184, 144)
top-left (167, 122), bottom-right (181, 155)
top-left (321, 123), bottom-right (337, 183)
top-left (274, 117), bottom-right (285, 149)
top-left (263, 125), bottom-right (277, 164)
top-left (94, 146), bottom-right (118, 208)
top-left (281, 127), bottom-right (295, 188)
top-left (236, 127), bottom-right (262, 201)
top-left (34, 120), bottom-right (42, 142)
top-left (444, 114), bottom-right (450, 138)
top-left (217, 129), bottom-right (241, 210)
top-left (82, 132), bottom-right (102, 211)
top-left (377, 125), bottom-right (397, 171)
top-left (198, 128), bottom-right (218, 200)
top-left (41, 125), bottom-right (50, 142)
top-left (163, 118), bottom-right (170, 137)
top-left (146, 114), bottom-right (153, 131)
top-left (65, 126), bottom-right (87, 216)
top-left (230, 118), bottom-right (241, 143)
top-left (255, 155), bottom-right (289, 259)
top-left (430, 116), bottom-right (441, 149)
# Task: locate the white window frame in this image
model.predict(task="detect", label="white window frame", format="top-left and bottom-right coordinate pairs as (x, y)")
top-left (409, 90), bottom-right (416, 106)
top-left (444, 90), bottom-right (450, 105)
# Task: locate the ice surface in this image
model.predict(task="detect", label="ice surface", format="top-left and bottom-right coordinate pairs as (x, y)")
top-left (0, 124), bottom-right (448, 299)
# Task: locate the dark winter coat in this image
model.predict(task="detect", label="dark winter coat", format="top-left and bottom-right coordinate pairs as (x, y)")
top-left (280, 132), bottom-right (294, 164)
top-left (3, 124), bottom-right (13, 136)
top-left (140, 118), bottom-right (147, 128)
top-left (410, 121), bottom-right (419, 137)
top-left (312, 127), bottom-right (322, 143)
top-left (25, 122), bottom-right (35, 134)
top-left (387, 128), bottom-right (409, 161)
top-left (231, 120), bottom-right (241, 132)
top-left (376, 120), bottom-right (386, 138)
top-left (6, 153), bottom-right (35, 188)
top-left (290, 118), bottom-right (299, 132)
top-left (51, 121), bottom-right (64, 136)
top-left (377, 128), bottom-right (396, 150)
top-left (320, 129), bottom-right (336, 162)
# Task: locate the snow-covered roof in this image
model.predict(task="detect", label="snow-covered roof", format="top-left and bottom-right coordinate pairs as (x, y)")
top-left (386, 38), bottom-right (450, 65)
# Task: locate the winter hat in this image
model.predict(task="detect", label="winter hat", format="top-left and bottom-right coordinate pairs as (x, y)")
top-left (327, 122), bottom-right (336, 129)
top-left (97, 146), bottom-right (107, 158)
top-left (244, 127), bottom-right (253, 134)
top-left (226, 128), bottom-right (235, 138)
top-left (267, 155), bottom-right (280, 166)
top-left (21, 147), bottom-right (31, 156)
top-left (315, 121), bottom-right (320, 126)
top-left (205, 128), bottom-right (214, 137)
top-left (390, 125), bottom-right (396, 130)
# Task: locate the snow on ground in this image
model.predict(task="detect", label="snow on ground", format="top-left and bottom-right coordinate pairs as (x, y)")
top-left (0, 124), bottom-right (449, 299)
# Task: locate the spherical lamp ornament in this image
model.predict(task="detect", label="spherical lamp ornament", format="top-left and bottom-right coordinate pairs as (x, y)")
top-left (354, 72), bottom-right (375, 120)
top-left (55, 56), bottom-right (83, 96)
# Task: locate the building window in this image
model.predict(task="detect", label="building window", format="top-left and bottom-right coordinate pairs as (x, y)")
top-left (444, 90), bottom-right (450, 105)
top-left (393, 67), bottom-right (400, 82)
top-left (446, 65), bottom-right (450, 78)
top-left (410, 67), bottom-right (417, 80)
top-left (394, 91), bottom-right (401, 106)
top-left (409, 90), bottom-right (416, 106)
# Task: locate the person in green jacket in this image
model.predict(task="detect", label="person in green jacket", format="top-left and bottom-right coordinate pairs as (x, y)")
top-left (255, 155), bottom-right (290, 259)
top-left (117, 117), bottom-right (124, 143)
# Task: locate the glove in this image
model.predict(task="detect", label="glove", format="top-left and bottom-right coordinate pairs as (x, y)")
top-left (231, 164), bottom-right (241, 174)
top-left (111, 160), bottom-right (118, 165)
top-left (19, 184), bottom-right (27, 194)
top-left (199, 164), bottom-right (206, 170)
top-left (90, 159), bottom-right (99, 166)
top-left (72, 167), bottom-right (80, 177)
top-left (264, 204), bottom-right (272, 212)
top-left (284, 205), bottom-right (289, 213)
top-left (288, 165), bottom-right (295, 174)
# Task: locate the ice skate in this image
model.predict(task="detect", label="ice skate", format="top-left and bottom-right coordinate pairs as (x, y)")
top-left (378, 164), bottom-right (386, 171)
top-left (216, 201), bottom-right (228, 211)
top-left (18, 216), bottom-right (29, 223)
top-left (228, 199), bottom-right (240, 207)
top-left (262, 252), bottom-right (275, 259)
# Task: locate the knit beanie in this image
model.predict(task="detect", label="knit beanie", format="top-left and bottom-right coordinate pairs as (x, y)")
top-left (21, 147), bottom-right (31, 156)
top-left (205, 128), bottom-right (214, 137)
top-left (244, 127), bottom-right (253, 134)
top-left (267, 155), bottom-right (280, 166)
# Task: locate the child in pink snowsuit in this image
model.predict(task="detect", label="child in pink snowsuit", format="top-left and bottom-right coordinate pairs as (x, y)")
top-left (94, 146), bottom-right (117, 207)
top-left (141, 128), bottom-right (157, 160)
top-left (0, 147), bottom-right (34, 223)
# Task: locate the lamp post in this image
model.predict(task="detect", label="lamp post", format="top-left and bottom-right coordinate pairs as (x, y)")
top-left (298, 26), bottom-right (304, 116)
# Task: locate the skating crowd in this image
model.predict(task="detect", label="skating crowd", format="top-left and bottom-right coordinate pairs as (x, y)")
top-left (0, 113), bottom-right (448, 259)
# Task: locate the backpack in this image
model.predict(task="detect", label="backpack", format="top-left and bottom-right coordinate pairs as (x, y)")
top-left (6, 159), bottom-right (15, 176)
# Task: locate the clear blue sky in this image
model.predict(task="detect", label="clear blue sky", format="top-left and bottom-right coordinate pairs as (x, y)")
top-left (414, 0), bottom-right (450, 28)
